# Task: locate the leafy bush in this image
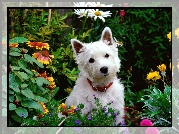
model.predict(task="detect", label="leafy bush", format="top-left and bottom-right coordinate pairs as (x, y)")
top-left (139, 86), bottom-right (171, 126)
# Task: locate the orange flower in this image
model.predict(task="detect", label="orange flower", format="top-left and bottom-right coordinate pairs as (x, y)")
top-left (32, 50), bottom-right (54, 65)
top-left (9, 43), bottom-right (19, 48)
top-left (39, 102), bottom-right (49, 114)
top-left (27, 41), bottom-right (50, 50)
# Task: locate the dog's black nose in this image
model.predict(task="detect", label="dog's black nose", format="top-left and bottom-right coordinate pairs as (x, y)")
top-left (100, 66), bottom-right (108, 74)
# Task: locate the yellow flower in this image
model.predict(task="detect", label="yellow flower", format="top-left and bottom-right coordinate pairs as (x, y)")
top-left (70, 105), bottom-right (76, 109)
top-left (46, 77), bottom-right (56, 90)
top-left (39, 102), bottom-right (49, 114)
top-left (9, 43), bottom-right (19, 48)
top-left (175, 28), bottom-right (179, 39)
top-left (32, 50), bottom-right (54, 65)
top-left (146, 71), bottom-right (161, 81)
top-left (58, 103), bottom-right (66, 111)
top-left (157, 64), bottom-right (166, 72)
top-left (167, 32), bottom-right (171, 42)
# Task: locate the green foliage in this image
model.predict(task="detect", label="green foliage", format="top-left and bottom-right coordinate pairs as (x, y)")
top-left (139, 85), bottom-right (171, 126)
top-left (63, 96), bottom-right (120, 126)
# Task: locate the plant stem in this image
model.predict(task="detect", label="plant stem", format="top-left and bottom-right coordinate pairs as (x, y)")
top-left (80, 12), bottom-right (88, 36)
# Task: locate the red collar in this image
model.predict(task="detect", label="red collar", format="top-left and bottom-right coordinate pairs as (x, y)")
top-left (87, 78), bottom-right (113, 92)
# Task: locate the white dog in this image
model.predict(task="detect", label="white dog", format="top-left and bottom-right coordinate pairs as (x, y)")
top-left (60, 27), bottom-right (124, 125)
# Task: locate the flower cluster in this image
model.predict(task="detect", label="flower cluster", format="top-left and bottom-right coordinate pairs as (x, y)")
top-left (27, 41), bottom-right (49, 50)
top-left (146, 71), bottom-right (161, 81)
top-left (58, 103), bottom-right (76, 116)
top-left (27, 41), bottom-right (54, 65)
top-left (73, 2), bottom-right (112, 22)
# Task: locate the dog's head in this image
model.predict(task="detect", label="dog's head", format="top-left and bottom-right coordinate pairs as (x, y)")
top-left (71, 27), bottom-right (121, 82)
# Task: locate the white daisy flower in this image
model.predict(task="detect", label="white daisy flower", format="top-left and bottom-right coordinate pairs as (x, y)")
top-left (86, 2), bottom-right (113, 7)
top-left (88, 9), bottom-right (112, 22)
top-left (73, 2), bottom-right (87, 7)
top-left (74, 9), bottom-right (89, 18)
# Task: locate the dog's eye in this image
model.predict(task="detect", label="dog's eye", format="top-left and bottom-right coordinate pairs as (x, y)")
top-left (89, 58), bottom-right (95, 63)
top-left (105, 53), bottom-right (109, 58)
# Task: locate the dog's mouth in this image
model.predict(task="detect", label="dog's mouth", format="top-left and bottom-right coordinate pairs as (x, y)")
top-left (104, 73), bottom-right (109, 76)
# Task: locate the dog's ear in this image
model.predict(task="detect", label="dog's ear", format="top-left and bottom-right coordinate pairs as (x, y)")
top-left (71, 39), bottom-right (84, 55)
top-left (101, 27), bottom-right (113, 46)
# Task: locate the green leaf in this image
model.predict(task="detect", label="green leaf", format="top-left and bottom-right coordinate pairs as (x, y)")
top-left (11, 66), bottom-right (21, 71)
top-left (9, 37), bottom-right (28, 44)
top-left (18, 59), bottom-right (27, 69)
top-left (34, 96), bottom-right (48, 103)
top-left (21, 88), bottom-right (34, 99)
top-left (16, 93), bottom-right (23, 101)
top-left (24, 54), bottom-right (33, 64)
top-left (13, 71), bottom-right (24, 82)
top-left (9, 52), bottom-right (21, 56)
top-left (31, 57), bottom-right (44, 68)
top-left (9, 82), bottom-right (20, 93)
top-left (11, 115), bottom-right (23, 123)
top-left (18, 72), bottom-right (29, 80)
top-left (21, 84), bottom-right (28, 89)
top-left (15, 107), bottom-right (28, 118)
top-left (35, 77), bottom-right (51, 87)
top-left (9, 89), bottom-right (14, 94)
top-left (23, 68), bottom-right (33, 75)
top-left (9, 103), bottom-right (17, 110)
top-left (9, 94), bottom-right (14, 102)
top-left (21, 100), bottom-right (44, 112)
top-left (11, 47), bottom-right (21, 52)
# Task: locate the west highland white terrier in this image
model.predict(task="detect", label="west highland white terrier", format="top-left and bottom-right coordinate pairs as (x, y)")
top-left (59, 27), bottom-right (124, 126)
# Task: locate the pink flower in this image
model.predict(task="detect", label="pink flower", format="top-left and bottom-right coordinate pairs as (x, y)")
top-left (145, 127), bottom-right (160, 134)
top-left (140, 119), bottom-right (153, 126)
top-left (120, 10), bottom-right (125, 18)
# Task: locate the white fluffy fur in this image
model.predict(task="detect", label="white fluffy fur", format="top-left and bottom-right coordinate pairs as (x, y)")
top-left (60, 27), bottom-right (124, 125)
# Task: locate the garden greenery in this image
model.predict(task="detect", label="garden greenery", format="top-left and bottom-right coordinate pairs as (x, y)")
top-left (7, 3), bottom-right (173, 127)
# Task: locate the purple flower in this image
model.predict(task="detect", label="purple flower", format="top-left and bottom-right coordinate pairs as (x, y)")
top-left (110, 100), bottom-right (114, 104)
top-left (49, 113), bottom-right (52, 116)
top-left (103, 107), bottom-right (107, 111)
top-left (75, 107), bottom-right (79, 111)
top-left (21, 113), bottom-right (25, 117)
top-left (114, 112), bottom-right (117, 117)
top-left (93, 94), bottom-right (96, 97)
top-left (87, 115), bottom-right (91, 120)
top-left (105, 112), bottom-right (109, 115)
top-left (120, 120), bottom-right (126, 126)
top-left (75, 119), bottom-right (81, 125)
